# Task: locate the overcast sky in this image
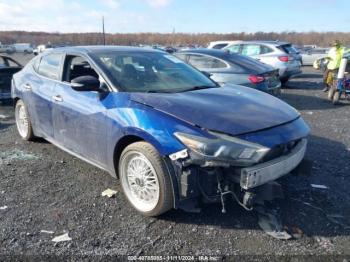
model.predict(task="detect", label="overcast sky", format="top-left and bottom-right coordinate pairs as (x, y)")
top-left (0, 0), bottom-right (348, 33)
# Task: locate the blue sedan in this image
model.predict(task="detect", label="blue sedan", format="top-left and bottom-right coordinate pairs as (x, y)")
top-left (12, 46), bottom-right (309, 216)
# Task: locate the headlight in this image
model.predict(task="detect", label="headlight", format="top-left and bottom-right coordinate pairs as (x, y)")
top-left (174, 132), bottom-right (270, 166)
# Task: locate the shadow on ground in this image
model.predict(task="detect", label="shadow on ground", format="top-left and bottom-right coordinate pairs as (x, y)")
top-left (284, 80), bottom-right (323, 90)
top-left (295, 72), bottom-right (323, 79)
top-left (0, 122), bottom-right (12, 131)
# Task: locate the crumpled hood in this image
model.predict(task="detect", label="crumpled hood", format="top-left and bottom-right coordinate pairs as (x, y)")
top-left (130, 85), bottom-right (300, 136)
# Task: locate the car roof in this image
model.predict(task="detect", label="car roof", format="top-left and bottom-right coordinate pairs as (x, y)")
top-left (220, 40), bottom-right (291, 46)
top-left (52, 45), bottom-right (165, 54)
top-left (176, 48), bottom-right (274, 74)
top-left (208, 40), bottom-right (239, 45)
top-left (177, 48), bottom-right (239, 58)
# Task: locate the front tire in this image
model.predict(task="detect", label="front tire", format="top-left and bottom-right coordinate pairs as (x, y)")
top-left (119, 142), bottom-right (174, 216)
top-left (15, 100), bottom-right (35, 141)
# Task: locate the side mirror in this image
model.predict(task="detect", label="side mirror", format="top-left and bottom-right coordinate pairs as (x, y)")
top-left (201, 71), bottom-right (212, 78)
top-left (71, 75), bottom-right (101, 92)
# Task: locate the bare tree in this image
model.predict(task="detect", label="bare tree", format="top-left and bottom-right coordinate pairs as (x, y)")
top-left (1, 31), bottom-right (349, 47)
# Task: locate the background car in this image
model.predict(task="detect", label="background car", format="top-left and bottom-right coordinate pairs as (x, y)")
top-left (12, 43), bottom-right (33, 53)
top-left (207, 40), bottom-right (238, 49)
top-left (175, 49), bottom-right (281, 94)
top-left (210, 40), bottom-right (302, 85)
top-left (0, 44), bottom-right (15, 54)
top-left (301, 48), bottom-right (329, 66)
top-left (0, 55), bottom-right (22, 100)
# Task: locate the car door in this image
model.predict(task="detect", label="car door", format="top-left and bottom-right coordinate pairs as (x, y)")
top-left (242, 44), bottom-right (277, 66)
top-left (52, 54), bottom-right (108, 167)
top-left (24, 53), bottom-right (64, 138)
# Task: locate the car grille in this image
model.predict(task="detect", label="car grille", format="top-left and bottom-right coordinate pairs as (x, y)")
top-left (262, 139), bottom-right (301, 162)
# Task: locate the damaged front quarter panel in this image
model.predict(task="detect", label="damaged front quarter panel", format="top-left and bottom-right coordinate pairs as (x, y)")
top-left (168, 135), bottom-right (309, 214)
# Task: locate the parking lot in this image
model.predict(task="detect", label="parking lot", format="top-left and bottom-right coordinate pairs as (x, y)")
top-left (1, 54), bottom-right (350, 259)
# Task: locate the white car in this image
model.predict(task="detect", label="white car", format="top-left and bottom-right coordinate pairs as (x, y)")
top-left (0, 44), bottom-right (15, 54)
top-left (207, 41), bottom-right (238, 49)
top-left (13, 43), bottom-right (33, 53)
top-left (301, 48), bottom-right (329, 66)
top-left (209, 40), bottom-right (302, 84)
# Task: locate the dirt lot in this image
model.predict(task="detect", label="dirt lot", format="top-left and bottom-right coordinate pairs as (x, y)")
top-left (1, 54), bottom-right (350, 260)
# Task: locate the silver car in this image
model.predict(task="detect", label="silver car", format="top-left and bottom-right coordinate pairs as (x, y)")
top-left (301, 48), bottom-right (329, 66)
top-left (210, 41), bottom-right (302, 84)
top-left (175, 49), bottom-right (281, 95)
top-left (0, 45), bottom-right (15, 54)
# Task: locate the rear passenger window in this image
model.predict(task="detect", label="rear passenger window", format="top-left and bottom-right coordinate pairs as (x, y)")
top-left (174, 53), bottom-right (187, 62)
top-left (37, 54), bottom-right (63, 80)
top-left (260, 45), bottom-right (273, 54)
top-left (226, 45), bottom-right (240, 53)
top-left (188, 54), bottom-right (227, 69)
top-left (242, 45), bottom-right (261, 56)
top-left (311, 49), bottom-right (328, 54)
top-left (212, 43), bottom-right (228, 49)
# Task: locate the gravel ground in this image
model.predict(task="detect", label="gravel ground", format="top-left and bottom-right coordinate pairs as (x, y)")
top-left (1, 55), bottom-right (350, 261)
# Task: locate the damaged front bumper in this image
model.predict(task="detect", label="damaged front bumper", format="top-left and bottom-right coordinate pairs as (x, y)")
top-left (240, 139), bottom-right (307, 189)
top-left (169, 138), bottom-right (308, 212)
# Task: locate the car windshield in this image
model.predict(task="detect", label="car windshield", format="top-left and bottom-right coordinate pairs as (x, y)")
top-left (92, 51), bottom-right (217, 93)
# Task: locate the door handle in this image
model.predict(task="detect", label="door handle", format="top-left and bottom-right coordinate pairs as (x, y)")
top-left (53, 95), bottom-right (63, 102)
top-left (24, 83), bottom-right (32, 90)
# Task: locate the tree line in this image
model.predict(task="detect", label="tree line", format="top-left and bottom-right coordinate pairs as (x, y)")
top-left (1, 31), bottom-right (350, 47)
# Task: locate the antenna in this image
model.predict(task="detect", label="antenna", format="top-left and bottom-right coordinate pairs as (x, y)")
top-left (102, 16), bottom-right (106, 45)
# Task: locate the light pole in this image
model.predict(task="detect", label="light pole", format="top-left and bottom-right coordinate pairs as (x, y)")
top-left (102, 16), bottom-right (106, 45)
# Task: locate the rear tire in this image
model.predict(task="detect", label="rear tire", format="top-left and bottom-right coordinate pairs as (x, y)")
top-left (15, 100), bottom-right (35, 141)
top-left (119, 141), bottom-right (174, 216)
top-left (280, 77), bottom-right (290, 86)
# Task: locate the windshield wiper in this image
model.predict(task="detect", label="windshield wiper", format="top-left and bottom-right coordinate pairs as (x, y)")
top-left (145, 85), bottom-right (216, 94)
top-left (146, 90), bottom-right (174, 93)
top-left (184, 85), bottom-right (216, 92)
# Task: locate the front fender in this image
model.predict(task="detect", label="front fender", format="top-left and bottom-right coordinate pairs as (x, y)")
top-left (105, 102), bottom-right (206, 176)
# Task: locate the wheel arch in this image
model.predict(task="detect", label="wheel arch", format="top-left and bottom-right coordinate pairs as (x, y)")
top-left (13, 97), bottom-right (20, 108)
top-left (113, 135), bottom-right (144, 178)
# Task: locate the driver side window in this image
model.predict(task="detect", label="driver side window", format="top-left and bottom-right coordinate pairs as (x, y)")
top-left (63, 55), bottom-right (99, 83)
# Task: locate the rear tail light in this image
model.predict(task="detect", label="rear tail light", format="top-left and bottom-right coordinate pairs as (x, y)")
top-left (278, 56), bottom-right (289, 62)
top-left (248, 75), bottom-right (265, 84)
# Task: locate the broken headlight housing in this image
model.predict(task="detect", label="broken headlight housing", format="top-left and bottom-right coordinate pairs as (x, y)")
top-left (174, 132), bottom-right (270, 166)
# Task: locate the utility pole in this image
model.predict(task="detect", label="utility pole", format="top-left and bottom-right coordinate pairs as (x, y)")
top-left (172, 27), bottom-right (175, 46)
top-left (102, 16), bottom-right (106, 45)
